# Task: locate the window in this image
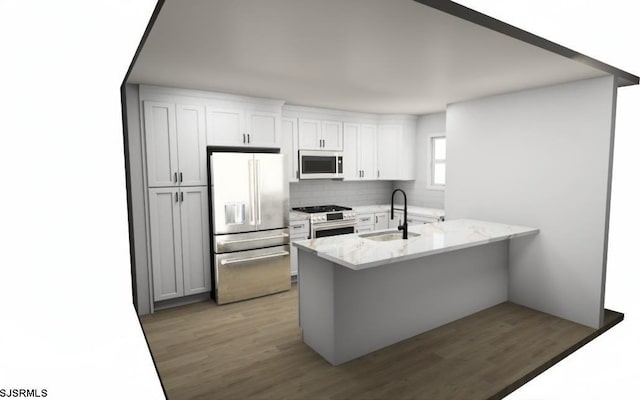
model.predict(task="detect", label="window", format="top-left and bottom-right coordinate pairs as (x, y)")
top-left (428, 134), bottom-right (446, 189)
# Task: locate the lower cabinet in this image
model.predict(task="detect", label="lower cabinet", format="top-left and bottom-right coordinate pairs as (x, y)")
top-left (289, 219), bottom-right (309, 276)
top-left (374, 212), bottom-right (389, 230)
top-left (148, 186), bottom-right (211, 302)
top-left (355, 213), bottom-right (375, 233)
top-left (357, 212), bottom-right (390, 233)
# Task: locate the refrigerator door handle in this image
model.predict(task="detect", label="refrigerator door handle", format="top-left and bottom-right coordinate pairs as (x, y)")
top-left (248, 159), bottom-right (255, 225)
top-left (221, 251), bottom-right (289, 265)
top-left (219, 233), bottom-right (289, 246)
top-left (255, 159), bottom-right (261, 225)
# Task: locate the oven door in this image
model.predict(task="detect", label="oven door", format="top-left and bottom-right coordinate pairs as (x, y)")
top-left (311, 221), bottom-right (356, 238)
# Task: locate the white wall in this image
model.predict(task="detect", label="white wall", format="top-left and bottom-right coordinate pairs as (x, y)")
top-left (125, 84), bottom-right (151, 316)
top-left (395, 112), bottom-right (446, 208)
top-left (445, 76), bottom-right (617, 329)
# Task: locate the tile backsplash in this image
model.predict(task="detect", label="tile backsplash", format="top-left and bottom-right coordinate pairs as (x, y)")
top-left (290, 180), bottom-right (394, 208)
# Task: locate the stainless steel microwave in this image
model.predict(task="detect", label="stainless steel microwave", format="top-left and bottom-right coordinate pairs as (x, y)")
top-left (298, 150), bottom-right (344, 180)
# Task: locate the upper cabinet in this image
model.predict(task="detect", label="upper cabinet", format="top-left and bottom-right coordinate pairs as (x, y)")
top-left (281, 118), bottom-right (299, 182)
top-left (298, 118), bottom-right (343, 150)
top-left (377, 124), bottom-right (402, 180)
top-left (344, 123), bottom-right (377, 181)
top-left (144, 101), bottom-right (207, 187)
top-left (377, 122), bottom-right (416, 180)
top-left (283, 105), bottom-right (416, 182)
top-left (206, 106), bottom-right (280, 148)
top-left (176, 104), bottom-right (208, 186)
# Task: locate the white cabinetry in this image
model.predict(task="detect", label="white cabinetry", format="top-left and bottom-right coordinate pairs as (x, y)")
top-left (298, 118), bottom-right (343, 150)
top-left (289, 219), bottom-right (310, 276)
top-left (355, 213), bottom-right (375, 233)
top-left (344, 123), bottom-right (377, 180)
top-left (206, 106), bottom-right (280, 148)
top-left (281, 118), bottom-right (299, 182)
top-left (377, 123), bottom-right (416, 180)
top-left (377, 124), bottom-right (402, 180)
top-left (148, 186), bottom-right (211, 301)
top-left (374, 212), bottom-right (389, 230)
top-left (144, 101), bottom-right (207, 187)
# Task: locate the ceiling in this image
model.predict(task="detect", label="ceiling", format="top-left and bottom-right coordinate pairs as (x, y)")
top-left (127, 0), bottom-right (633, 115)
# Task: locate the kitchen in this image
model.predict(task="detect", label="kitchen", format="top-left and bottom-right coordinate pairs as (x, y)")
top-left (121, 1), bottom-right (637, 399)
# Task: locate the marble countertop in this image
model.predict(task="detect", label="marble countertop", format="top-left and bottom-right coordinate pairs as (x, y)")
top-left (290, 205), bottom-right (445, 221)
top-left (292, 219), bottom-right (538, 270)
top-left (350, 204), bottom-right (445, 218)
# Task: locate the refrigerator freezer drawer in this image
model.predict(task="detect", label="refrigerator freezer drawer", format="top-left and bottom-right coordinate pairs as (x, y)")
top-left (215, 245), bottom-right (291, 304)
top-left (214, 228), bottom-right (289, 253)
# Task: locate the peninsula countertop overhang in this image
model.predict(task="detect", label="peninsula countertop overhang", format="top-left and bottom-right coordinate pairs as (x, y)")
top-left (292, 219), bottom-right (539, 270)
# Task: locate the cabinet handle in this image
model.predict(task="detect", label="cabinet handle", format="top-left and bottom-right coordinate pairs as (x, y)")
top-left (180, 192), bottom-right (184, 202)
top-left (319, 139), bottom-right (322, 148)
top-left (292, 224), bottom-right (304, 229)
top-left (175, 192), bottom-right (178, 202)
top-left (361, 217), bottom-right (371, 222)
top-left (174, 172), bottom-right (177, 182)
top-left (248, 133), bottom-right (251, 144)
top-left (375, 216), bottom-right (378, 223)
top-left (377, 170), bottom-right (380, 178)
top-left (242, 133), bottom-right (246, 144)
top-left (179, 172), bottom-right (183, 182)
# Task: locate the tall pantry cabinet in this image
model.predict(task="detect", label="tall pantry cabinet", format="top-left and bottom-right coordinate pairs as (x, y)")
top-left (140, 86), bottom-right (285, 307)
top-left (143, 100), bottom-right (211, 302)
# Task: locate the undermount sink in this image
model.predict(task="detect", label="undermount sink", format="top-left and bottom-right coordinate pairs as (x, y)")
top-left (359, 230), bottom-right (420, 242)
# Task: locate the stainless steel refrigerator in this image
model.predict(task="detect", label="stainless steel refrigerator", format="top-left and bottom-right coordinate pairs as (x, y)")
top-left (207, 149), bottom-right (291, 304)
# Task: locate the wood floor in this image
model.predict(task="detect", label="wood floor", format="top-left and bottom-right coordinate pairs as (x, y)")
top-left (140, 284), bottom-right (622, 400)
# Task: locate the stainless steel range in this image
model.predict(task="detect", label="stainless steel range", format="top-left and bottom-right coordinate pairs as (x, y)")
top-left (292, 205), bottom-right (356, 238)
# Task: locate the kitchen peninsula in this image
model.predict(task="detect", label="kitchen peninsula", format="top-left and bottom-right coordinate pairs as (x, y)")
top-left (293, 219), bottom-right (538, 365)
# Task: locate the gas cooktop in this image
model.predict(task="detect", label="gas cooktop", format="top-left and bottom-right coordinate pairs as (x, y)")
top-left (292, 205), bottom-right (352, 214)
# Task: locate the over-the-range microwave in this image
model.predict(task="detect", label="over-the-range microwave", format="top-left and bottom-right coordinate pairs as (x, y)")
top-left (298, 150), bottom-right (344, 180)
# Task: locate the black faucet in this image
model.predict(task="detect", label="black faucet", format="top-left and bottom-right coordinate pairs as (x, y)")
top-left (391, 188), bottom-right (408, 239)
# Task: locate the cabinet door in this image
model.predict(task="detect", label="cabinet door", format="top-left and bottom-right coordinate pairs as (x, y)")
top-left (321, 120), bottom-right (343, 150)
top-left (148, 188), bottom-right (184, 301)
top-left (246, 110), bottom-right (280, 148)
top-left (179, 186), bottom-right (211, 296)
top-left (206, 107), bottom-right (245, 146)
top-left (176, 104), bottom-right (207, 186)
top-left (342, 123), bottom-right (359, 180)
top-left (359, 124), bottom-right (378, 180)
top-left (144, 101), bottom-right (179, 187)
top-left (377, 125), bottom-right (401, 180)
top-left (374, 212), bottom-right (389, 230)
top-left (281, 118), bottom-right (299, 182)
top-left (298, 118), bottom-right (321, 150)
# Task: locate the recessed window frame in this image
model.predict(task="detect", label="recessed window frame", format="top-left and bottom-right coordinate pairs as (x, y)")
top-left (427, 133), bottom-right (446, 191)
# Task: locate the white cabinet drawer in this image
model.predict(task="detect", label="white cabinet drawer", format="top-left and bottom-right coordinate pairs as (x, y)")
top-left (356, 213), bottom-right (374, 225)
top-left (290, 220), bottom-right (309, 236)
